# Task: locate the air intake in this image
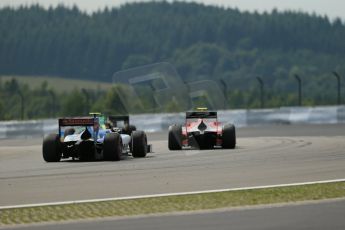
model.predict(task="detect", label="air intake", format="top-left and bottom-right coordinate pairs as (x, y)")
top-left (198, 120), bottom-right (207, 131)
top-left (81, 127), bottom-right (92, 140)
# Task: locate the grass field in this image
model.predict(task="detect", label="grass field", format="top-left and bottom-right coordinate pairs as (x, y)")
top-left (1, 181), bottom-right (344, 226)
top-left (0, 75), bottom-right (113, 92)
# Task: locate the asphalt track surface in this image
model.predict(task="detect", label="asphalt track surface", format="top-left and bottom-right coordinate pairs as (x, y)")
top-left (3, 199), bottom-right (344, 230)
top-left (0, 124), bottom-right (344, 207)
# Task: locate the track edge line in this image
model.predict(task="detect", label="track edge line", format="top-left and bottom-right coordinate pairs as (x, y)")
top-left (1, 178), bottom-right (345, 210)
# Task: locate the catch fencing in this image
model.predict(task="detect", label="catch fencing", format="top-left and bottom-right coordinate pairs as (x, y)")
top-left (0, 106), bottom-right (344, 139)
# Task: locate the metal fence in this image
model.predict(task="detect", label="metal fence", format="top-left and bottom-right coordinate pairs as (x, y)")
top-left (0, 106), bottom-right (344, 139)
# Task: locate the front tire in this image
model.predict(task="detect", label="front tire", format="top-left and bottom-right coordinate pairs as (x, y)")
top-left (131, 131), bottom-right (147, 158)
top-left (168, 124), bottom-right (182, 150)
top-left (103, 133), bottom-right (122, 161)
top-left (43, 134), bottom-right (62, 162)
top-left (222, 124), bottom-right (236, 149)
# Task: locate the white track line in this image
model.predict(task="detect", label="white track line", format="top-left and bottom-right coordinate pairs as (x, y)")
top-left (1, 178), bottom-right (345, 210)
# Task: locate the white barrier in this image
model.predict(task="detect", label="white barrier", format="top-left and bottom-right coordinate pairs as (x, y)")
top-left (0, 106), bottom-right (344, 139)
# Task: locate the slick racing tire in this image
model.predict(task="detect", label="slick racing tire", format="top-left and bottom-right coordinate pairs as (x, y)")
top-left (63, 128), bottom-right (75, 138)
top-left (43, 134), bottom-right (62, 162)
top-left (104, 133), bottom-right (122, 161)
top-left (222, 124), bottom-right (236, 149)
top-left (131, 131), bottom-right (148, 158)
top-left (122, 124), bottom-right (137, 135)
top-left (168, 124), bottom-right (182, 150)
top-left (129, 125), bottom-right (137, 133)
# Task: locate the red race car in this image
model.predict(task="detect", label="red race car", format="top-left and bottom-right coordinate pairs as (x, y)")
top-left (168, 108), bottom-right (236, 150)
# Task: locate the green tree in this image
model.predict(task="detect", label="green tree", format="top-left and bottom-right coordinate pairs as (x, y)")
top-left (61, 89), bottom-right (87, 116)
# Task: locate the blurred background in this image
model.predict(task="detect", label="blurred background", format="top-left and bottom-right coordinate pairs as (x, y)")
top-left (0, 0), bottom-right (344, 119)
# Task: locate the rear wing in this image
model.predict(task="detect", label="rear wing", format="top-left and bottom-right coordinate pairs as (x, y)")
top-left (58, 117), bottom-right (98, 138)
top-left (108, 115), bottom-right (130, 127)
top-left (59, 117), bottom-right (96, 127)
top-left (186, 111), bottom-right (217, 119)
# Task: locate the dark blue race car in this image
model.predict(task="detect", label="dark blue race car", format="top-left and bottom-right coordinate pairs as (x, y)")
top-left (43, 114), bottom-right (151, 162)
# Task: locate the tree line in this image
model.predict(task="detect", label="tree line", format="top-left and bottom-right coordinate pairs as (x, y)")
top-left (0, 75), bottom-right (342, 121)
top-left (0, 2), bottom-right (345, 119)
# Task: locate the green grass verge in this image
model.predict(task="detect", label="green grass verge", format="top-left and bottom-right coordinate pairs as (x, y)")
top-left (1, 182), bottom-right (345, 226)
top-left (0, 75), bottom-right (112, 92)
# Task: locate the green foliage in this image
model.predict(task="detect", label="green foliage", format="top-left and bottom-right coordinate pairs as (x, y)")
top-left (60, 89), bottom-right (87, 116)
top-left (92, 86), bottom-right (129, 115)
top-left (0, 2), bottom-right (344, 81)
top-left (165, 97), bottom-right (182, 113)
top-left (0, 2), bottom-right (345, 119)
top-left (0, 100), bottom-right (4, 119)
top-left (122, 55), bottom-right (153, 70)
top-left (1, 182), bottom-right (345, 225)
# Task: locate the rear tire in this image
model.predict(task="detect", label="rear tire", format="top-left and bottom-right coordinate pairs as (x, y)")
top-left (222, 124), bottom-right (236, 149)
top-left (131, 131), bottom-right (147, 158)
top-left (43, 134), bottom-right (62, 162)
top-left (103, 133), bottom-right (122, 161)
top-left (168, 124), bottom-right (182, 150)
top-left (122, 124), bottom-right (137, 135)
top-left (129, 125), bottom-right (137, 132)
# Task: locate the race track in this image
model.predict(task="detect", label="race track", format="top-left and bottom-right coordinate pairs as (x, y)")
top-left (0, 124), bottom-right (344, 206)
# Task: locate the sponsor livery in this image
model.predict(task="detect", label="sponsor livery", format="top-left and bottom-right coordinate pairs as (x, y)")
top-left (168, 108), bottom-right (236, 150)
top-left (43, 114), bottom-right (151, 162)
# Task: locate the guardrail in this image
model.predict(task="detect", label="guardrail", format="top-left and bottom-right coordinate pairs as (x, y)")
top-left (0, 105), bottom-right (344, 139)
